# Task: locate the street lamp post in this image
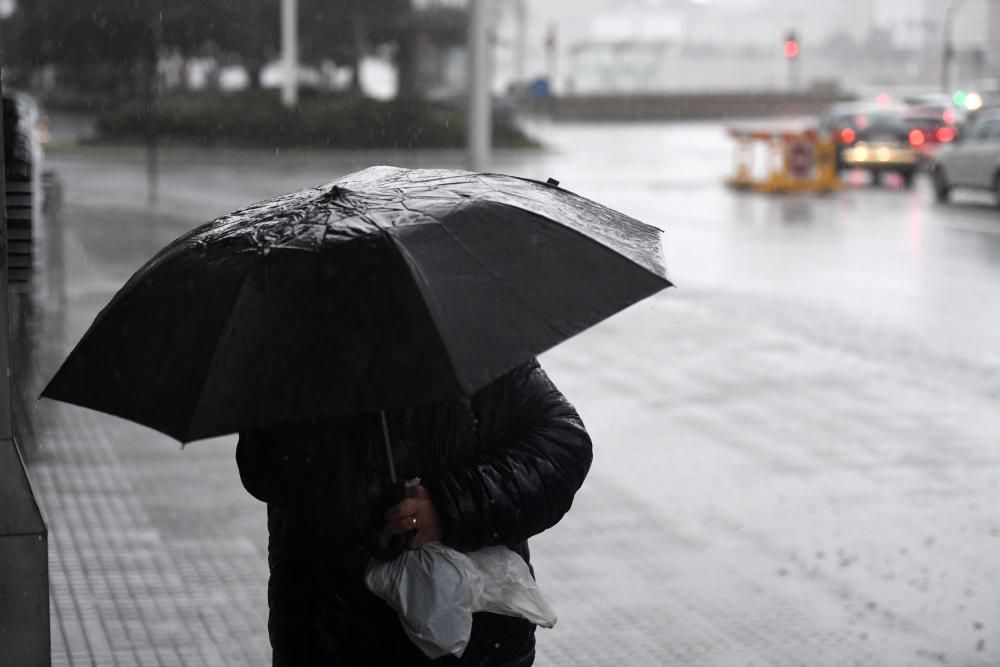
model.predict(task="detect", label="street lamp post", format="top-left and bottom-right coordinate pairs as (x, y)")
top-left (941, 0), bottom-right (967, 93)
top-left (281, 0), bottom-right (299, 108)
top-left (514, 0), bottom-right (527, 86)
top-left (783, 32), bottom-right (800, 91)
top-left (467, 0), bottom-right (491, 171)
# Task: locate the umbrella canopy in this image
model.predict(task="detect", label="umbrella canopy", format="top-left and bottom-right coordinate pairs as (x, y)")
top-left (43, 166), bottom-right (671, 443)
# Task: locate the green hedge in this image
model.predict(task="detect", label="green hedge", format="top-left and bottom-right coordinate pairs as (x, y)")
top-left (94, 91), bottom-right (537, 149)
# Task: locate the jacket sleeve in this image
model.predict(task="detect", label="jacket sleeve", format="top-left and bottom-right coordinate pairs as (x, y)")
top-left (423, 360), bottom-right (593, 551)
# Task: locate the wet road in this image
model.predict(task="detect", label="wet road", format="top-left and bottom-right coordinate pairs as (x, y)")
top-left (31, 120), bottom-right (1000, 666)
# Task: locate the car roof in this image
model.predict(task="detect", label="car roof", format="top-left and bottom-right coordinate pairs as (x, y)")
top-left (823, 102), bottom-right (879, 113)
top-left (823, 102), bottom-right (908, 116)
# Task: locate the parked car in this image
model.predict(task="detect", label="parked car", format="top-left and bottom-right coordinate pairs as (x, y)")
top-left (931, 110), bottom-right (1000, 205)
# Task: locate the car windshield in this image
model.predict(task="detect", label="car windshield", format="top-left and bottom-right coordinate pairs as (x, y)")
top-left (858, 113), bottom-right (903, 131)
top-left (906, 116), bottom-right (947, 129)
top-left (824, 113), bottom-right (856, 129)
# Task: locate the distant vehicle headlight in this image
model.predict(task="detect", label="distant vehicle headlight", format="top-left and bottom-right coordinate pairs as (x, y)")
top-left (965, 93), bottom-right (983, 111)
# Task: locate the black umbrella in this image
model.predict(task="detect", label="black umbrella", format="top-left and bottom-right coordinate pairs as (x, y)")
top-left (43, 166), bottom-right (671, 443)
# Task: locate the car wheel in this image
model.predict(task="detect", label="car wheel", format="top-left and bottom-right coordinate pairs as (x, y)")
top-left (901, 170), bottom-right (916, 189)
top-left (870, 171), bottom-right (882, 186)
top-left (933, 167), bottom-right (951, 203)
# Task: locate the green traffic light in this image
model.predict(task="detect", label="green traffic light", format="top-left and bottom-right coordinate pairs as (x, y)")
top-left (952, 89), bottom-right (967, 106)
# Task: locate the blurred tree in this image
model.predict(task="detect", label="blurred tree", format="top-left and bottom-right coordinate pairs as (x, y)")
top-left (0, 0), bottom-right (459, 99)
top-left (0, 0), bottom-right (276, 91)
top-left (170, 0), bottom-right (277, 88)
top-left (2, 0), bottom-right (155, 88)
top-left (299, 0), bottom-right (415, 95)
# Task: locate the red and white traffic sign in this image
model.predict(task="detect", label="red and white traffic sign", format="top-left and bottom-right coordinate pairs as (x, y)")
top-left (787, 140), bottom-right (815, 179)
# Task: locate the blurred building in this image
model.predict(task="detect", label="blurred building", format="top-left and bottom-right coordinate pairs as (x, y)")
top-left (512, 0), bottom-right (1000, 95)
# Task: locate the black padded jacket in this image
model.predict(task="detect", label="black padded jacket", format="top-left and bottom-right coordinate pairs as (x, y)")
top-left (236, 360), bottom-right (592, 666)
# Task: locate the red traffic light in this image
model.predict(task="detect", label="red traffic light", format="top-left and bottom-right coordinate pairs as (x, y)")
top-left (783, 40), bottom-right (800, 59)
top-left (936, 126), bottom-right (955, 142)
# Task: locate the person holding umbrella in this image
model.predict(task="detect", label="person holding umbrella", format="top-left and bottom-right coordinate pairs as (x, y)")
top-left (237, 357), bottom-right (592, 665)
top-left (43, 166), bottom-right (671, 665)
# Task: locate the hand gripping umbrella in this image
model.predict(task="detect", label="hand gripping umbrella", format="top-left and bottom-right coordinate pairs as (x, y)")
top-left (43, 166), bottom-right (672, 445)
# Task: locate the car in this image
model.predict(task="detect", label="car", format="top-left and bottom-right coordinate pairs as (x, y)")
top-left (817, 103), bottom-right (921, 183)
top-left (902, 93), bottom-right (966, 125)
top-left (931, 110), bottom-right (1000, 205)
top-left (902, 109), bottom-right (959, 168)
top-left (831, 109), bottom-right (920, 188)
top-left (817, 102), bottom-right (880, 170)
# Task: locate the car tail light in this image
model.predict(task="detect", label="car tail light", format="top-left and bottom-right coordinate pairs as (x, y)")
top-left (936, 126), bottom-right (955, 142)
top-left (840, 127), bottom-right (856, 143)
top-left (943, 109), bottom-right (956, 124)
top-left (908, 129), bottom-right (925, 147)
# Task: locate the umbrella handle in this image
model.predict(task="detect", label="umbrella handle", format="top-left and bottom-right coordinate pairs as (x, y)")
top-left (368, 410), bottom-right (410, 560)
top-left (380, 410), bottom-right (398, 484)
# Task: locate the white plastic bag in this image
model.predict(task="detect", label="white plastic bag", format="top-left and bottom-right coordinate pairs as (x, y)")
top-left (363, 542), bottom-right (557, 659)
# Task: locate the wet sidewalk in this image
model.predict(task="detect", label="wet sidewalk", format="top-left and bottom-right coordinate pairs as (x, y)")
top-left (19, 141), bottom-right (1000, 666)
top-left (25, 279), bottom-right (1000, 666)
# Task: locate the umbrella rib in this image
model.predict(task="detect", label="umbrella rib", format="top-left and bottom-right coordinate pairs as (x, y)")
top-left (182, 264), bottom-right (257, 441)
top-left (382, 232), bottom-right (464, 392)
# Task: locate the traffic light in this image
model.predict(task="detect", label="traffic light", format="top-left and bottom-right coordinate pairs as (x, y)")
top-left (783, 32), bottom-right (800, 59)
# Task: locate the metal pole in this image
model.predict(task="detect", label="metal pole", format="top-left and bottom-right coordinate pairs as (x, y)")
top-left (467, 0), bottom-right (491, 171)
top-left (544, 23), bottom-right (557, 90)
top-left (942, 0), bottom-right (966, 93)
top-left (146, 4), bottom-right (163, 206)
top-left (788, 58), bottom-right (799, 91)
top-left (281, 0), bottom-right (299, 108)
top-left (514, 0), bottom-right (527, 85)
top-left (0, 71), bottom-right (12, 439)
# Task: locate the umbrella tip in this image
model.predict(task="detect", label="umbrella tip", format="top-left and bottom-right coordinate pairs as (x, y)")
top-left (545, 178), bottom-right (560, 187)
